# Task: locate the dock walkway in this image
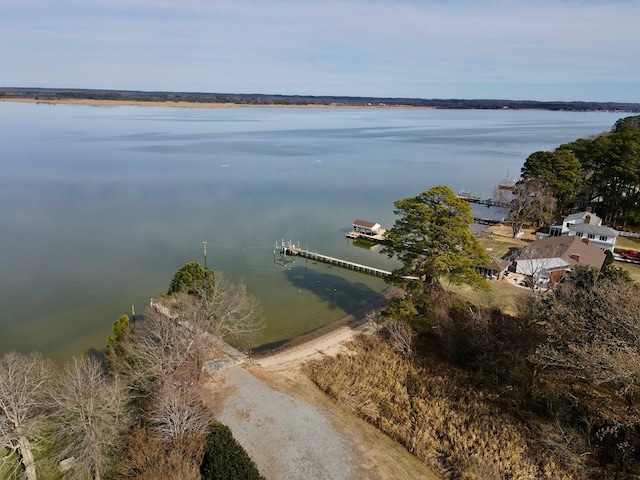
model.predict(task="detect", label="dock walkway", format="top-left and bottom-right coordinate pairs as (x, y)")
top-left (281, 243), bottom-right (391, 277)
top-left (278, 242), bottom-right (417, 280)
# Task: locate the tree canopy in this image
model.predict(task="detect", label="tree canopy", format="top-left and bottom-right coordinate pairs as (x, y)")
top-left (381, 185), bottom-right (489, 291)
top-left (540, 116), bottom-right (640, 225)
top-left (521, 149), bottom-right (582, 213)
top-left (167, 261), bottom-right (213, 296)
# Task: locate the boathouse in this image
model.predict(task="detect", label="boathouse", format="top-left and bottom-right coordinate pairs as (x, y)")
top-left (352, 219), bottom-right (382, 235)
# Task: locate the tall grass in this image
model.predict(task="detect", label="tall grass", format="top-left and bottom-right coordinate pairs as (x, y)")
top-left (304, 334), bottom-right (587, 479)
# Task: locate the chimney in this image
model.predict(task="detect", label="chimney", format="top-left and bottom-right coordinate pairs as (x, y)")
top-left (570, 253), bottom-right (581, 261)
top-left (582, 238), bottom-right (589, 245)
top-left (585, 214), bottom-right (591, 225)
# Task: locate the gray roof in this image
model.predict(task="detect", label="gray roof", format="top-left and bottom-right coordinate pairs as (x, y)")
top-left (565, 211), bottom-right (602, 223)
top-left (568, 224), bottom-right (619, 237)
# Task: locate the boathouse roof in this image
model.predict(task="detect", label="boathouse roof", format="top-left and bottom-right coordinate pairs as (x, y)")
top-left (353, 219), bottom-right (378, 229)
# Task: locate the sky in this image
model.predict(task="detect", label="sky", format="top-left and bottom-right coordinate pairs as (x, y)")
top-left (2, 0), bottom-right (640, 102)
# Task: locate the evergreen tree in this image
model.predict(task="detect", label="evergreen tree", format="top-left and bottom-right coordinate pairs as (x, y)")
top-left (381, 185), bottom-right (489, 291)
top-left (200, 423), bottom-right (265, 480)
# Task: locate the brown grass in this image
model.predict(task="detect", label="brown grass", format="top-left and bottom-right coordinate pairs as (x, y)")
top-left (248, 366), bottom-right (439, 480)
top-left (304, 334), bottom-right (588, 479)
top-left (445, 279), bottom-right (531, 317)
top-left (114, 425), bottom-right (204, 480)
top-left (476, 224), bottom-right (536, 259)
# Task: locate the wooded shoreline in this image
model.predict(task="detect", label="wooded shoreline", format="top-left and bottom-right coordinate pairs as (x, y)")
top-left (2, 87), bottom-right (639, 112)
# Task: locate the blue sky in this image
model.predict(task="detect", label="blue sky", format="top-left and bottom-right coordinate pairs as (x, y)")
top-left (2, 0), bottom-right (639, 102)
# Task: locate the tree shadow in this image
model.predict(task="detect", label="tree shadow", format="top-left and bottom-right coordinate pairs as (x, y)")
top-left (283, 264), bottom-right (384, 314)
top-left (252, 265), bottom-right (386, 355)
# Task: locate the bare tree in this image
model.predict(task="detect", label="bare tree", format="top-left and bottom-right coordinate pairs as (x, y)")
top-left (529, 267), bottom-right (640, 460)
top-left (494, 176), bottom-right (555, 238)
top-left (112, 302), bottom-right (216, 395)
top-left (370, 309), bottom-right (416, 359)
top-left (174, 273), bottom-right (264, 347)
top-left (112, 272), bottom-right (263, 397)
top-left (148, 386), bottom-right (212, 443)
top-left (0, 351), bottom-right (54, 480)
top-left (531, 268), bottom-right (640, 396)
top-left (51, 356), bottom-right (131, 480)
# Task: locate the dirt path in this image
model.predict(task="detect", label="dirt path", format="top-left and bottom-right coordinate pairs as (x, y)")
top-left (207, 364), bottom-right (439, 480)
top-left (202, 293), bottom-right (440, 479)
top-left (203, 317), bottom-right (440, 479)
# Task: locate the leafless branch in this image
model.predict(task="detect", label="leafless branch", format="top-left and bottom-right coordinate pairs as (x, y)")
top-left (0, 351), bottom-right (54, 480)
top-left (51, 355), bottom-right (131, 480)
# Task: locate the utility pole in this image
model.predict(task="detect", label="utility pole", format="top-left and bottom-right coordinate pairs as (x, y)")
top-left (202, 241), bottom-right (208, 270)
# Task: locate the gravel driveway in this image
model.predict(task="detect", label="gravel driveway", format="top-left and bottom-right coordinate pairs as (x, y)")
top-left (216, 366), bottom-right (356, 480)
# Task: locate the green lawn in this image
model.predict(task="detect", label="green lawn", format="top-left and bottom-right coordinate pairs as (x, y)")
top-left (476, 228), bottom-right (533, 258)
top-left (617, 262), bottom-right (640, 283)
top-left (616, 235), bottom-right (640, 251)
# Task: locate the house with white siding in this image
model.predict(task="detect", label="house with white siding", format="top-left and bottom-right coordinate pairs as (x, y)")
top-left (567, 224), bottom-right (619, 252)
top-left (549, 211), bottom-right (602, 236)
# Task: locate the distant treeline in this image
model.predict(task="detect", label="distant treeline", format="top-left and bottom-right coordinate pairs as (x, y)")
top-left (1, 87), bottom-right (639, 112)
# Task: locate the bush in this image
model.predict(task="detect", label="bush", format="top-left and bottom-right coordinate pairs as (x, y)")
top-left (200, 422), bottom-right (265, 480)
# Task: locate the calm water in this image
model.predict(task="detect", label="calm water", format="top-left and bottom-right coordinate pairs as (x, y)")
top-left (0, 103), bottom-right (624, 360)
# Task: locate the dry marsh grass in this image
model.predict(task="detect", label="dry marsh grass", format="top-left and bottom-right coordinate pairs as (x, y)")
top-left (305, 334), bottom-right (586, 479)
top-left (445, 279), bottom-right (530, 317)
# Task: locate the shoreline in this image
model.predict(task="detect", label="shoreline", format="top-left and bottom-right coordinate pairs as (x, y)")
top-left (253, 289), bottom-right (398, 369)
top-left (252, 223), bottom-right (530, 369)
top-left (0, 98), bottom-right (436, 110)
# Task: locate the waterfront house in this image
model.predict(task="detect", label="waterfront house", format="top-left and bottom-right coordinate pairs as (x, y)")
top-left (567, 224), bottom-right (619, 252)
top-left (549, 210), bottom-right (602, 236)
top-left (545, 210), bottom-right (618, 251)
top-left (513, 236), bottom-right (606, 284)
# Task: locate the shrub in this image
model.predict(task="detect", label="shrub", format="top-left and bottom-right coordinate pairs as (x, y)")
top-left (200, 422), bottom-right (265, 480)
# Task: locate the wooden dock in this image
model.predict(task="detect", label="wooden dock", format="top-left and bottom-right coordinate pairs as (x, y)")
top-left (472, 216), bottom-right (503, 225)
top-left (457, 193), bottom-right (508, 209)
top-left (277, 241), bottom-right (417, 280)
top-left (345, 229), bottom-right (386, 242)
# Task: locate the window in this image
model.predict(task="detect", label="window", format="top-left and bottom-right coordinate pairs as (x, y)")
top-left (576, 232), bottom-right (583, 237)
top-left (599, 235), bottom-right (608, 241)
top-left (588, 234), bottom-right (595, 239)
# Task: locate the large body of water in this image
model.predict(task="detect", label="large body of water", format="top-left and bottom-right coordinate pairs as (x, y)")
top-left (0, 103), bottom-right (624, 360)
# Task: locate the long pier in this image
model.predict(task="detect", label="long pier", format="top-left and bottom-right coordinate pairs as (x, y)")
top-left (277, 241), bottom-right (417, 280)
top-left (457, 191), bottom-right (508, 209)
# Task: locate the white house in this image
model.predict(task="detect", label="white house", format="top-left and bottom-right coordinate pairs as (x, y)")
top-left (549, 211), bottom-right (602, 236)
top-left (567, 224), bottom-right (619, 251)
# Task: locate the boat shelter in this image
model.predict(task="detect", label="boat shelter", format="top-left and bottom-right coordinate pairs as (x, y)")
top-left (352, 219), bottom-right (382, 235)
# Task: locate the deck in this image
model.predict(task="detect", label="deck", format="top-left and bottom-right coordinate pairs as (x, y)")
top-left (345, 228), bottom-right (387, 241)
